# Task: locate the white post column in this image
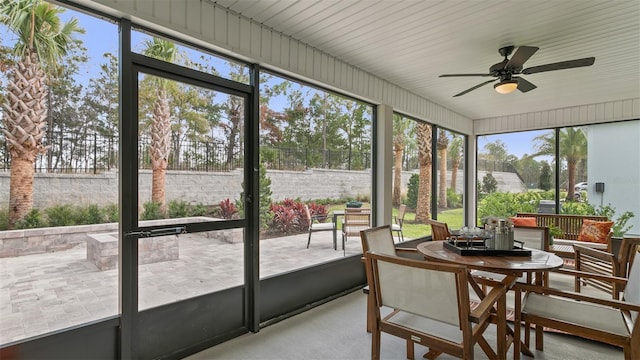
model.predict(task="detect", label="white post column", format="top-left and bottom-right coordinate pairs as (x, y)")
top-left (466, 135), bottom-right (477, 227)
top-left (375, 104), bottom-right (393, 226)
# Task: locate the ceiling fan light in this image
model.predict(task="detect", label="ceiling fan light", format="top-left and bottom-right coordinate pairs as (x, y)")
top-left (494, 80), bottom-right (518, 94)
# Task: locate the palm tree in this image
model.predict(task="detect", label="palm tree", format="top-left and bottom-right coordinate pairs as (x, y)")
top-left (392, 114), bottom-right (409, 206)
top-left (1, 0), bottom-right (83, 228)
top-left (437, 129), bottom-right (449, 208)
top-left (414, 122), bottom-right (432, 223)
top-left (143, 38), bottom-right (178, 213)
top-left (532, 127), bottom-right (587, 201)
top-left (449, 135), bottom-right (463, 193)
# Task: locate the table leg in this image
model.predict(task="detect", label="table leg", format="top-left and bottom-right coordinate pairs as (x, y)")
top-left (332, 213), bottom-right (338, 250)
top-left (497, 291), bottom-right (507, 359)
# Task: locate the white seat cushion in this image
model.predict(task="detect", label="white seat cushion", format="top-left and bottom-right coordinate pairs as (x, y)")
top-left (386, 310), bottom-right (463, 343)
top-left (523, 293), bottom-right (630, 337)
top-left (391, 224), bottom-right (401, 231)
top-left (553, 238), bottom-right (608, 250)
top-left (310, 223), bottom-right (334, 231)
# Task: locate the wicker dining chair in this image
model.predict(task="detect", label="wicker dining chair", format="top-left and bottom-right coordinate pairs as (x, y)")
top-left (426, 219), bottom-right (450, 241)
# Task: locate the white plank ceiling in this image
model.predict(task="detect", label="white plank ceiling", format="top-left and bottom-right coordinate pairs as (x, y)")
top-left (210, 0), bottom-right (640, 120)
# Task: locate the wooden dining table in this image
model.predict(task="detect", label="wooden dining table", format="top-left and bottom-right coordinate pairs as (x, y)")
top-left (417, 241), bottom-right (564, 360)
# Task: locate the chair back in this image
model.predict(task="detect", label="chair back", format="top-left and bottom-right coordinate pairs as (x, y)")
top-left (396, 204), bottom-right (406, 226)
top-left (513, 226), bottom-right (549, 251)
top-left (623, 255), bottom-right (640, 325)
top-left (427, 219), bottom-right (450, 241)
top-left (360, 226), bottom-right (396, 255)
top-left (616, 236), bottom-right (640, 278)
top-left (303, 204), bottom-right (312, 223)
top-left (343, 208), bottom-right (371, 237)
top-left (367, 252), bottom-right (465, 327)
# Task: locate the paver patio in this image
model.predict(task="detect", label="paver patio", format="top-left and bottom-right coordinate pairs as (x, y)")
top-left (0, 230), bottom-right (367, 345)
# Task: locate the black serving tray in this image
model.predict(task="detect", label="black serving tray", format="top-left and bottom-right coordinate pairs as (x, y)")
top-left (443, 240), bottom-right (532, 257)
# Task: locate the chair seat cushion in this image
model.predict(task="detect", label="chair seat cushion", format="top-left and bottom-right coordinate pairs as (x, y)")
top-left (385, 310), bottom-right (463, 343)
top-left (391, 224), bottom-right (401, 231)
top-left (553, 239), bottom-right (608, 250)
top-left (311, 223), bottom-right (334, 231)
top-left (523, 293), bottom-right (630, 337)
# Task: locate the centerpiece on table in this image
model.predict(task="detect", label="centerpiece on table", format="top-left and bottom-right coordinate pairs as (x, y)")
top-left (482, 216), bottom-right (515, 250)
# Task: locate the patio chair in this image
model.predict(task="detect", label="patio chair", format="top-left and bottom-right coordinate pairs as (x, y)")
top-left (341, 208), bottom-right (371, 255)
top-left (304, 204), bottom-right (335, 249)
top-left (573, 235), bottom-right (640, 299)
top-left (391, 204), bottom-right (406, 243)
top-left (364, 251), bottom-right (508, 360)
top-left (515, 254), bottom-right (640, 360)
top-left (360, 225), bottom-right (422, 334)
top-left (426, 219), bottom-right (450, 241)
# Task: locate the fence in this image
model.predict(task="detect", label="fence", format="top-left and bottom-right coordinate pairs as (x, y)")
top-left (0, 131), bottom-right (370, 173)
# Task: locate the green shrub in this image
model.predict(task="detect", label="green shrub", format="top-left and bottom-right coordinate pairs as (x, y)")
top-left (104, 203), bottom-right (119, 222)
top-left (45, 205), bottom-right (76, 227)
top-left (406, 173), bottom-right (419, 210)
top-left (188, 203), bottom-right (209, 216)
top-left (15, 209), bottom-right (46, 229)
top-left (141, 201), bottom-right (165, 220)
top-left (0, 209), bottom-right (8, 230)
top-left (75, 204), bottom-right (105, 224)
top-left (168, 200), bottom-right (190, 218)
top-left (477, 191), bottom-right (537, 222)
top-left (355, 193), bottom-right (370, 203)
top-left (594, 204), bottom-right (635, 237)
top-left (446, 188), bottom-right (462, 208)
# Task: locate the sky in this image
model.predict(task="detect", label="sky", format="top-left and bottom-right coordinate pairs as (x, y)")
top-left (2, 3), bottom-right (549, 160)
top-left (477, 129), bottom-right (552, 159)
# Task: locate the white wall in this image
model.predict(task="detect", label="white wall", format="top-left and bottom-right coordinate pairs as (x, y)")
top-left (586, 120), bottom-right (640, 235)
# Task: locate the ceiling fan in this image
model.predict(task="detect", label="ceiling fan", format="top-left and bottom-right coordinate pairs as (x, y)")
top-left (439, 46), bottom-right (595, 97)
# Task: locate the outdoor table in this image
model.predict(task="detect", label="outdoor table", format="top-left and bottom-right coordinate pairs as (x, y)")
top-left (332, 210), bottom-right (345, 250)
top-left (417, 241), bottom-right (564, 360)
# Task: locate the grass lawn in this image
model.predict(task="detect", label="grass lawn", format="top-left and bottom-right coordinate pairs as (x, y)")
top-left (327, 204), bottom-right (464, 241)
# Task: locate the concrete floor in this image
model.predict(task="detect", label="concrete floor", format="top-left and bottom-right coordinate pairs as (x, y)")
top-left (0, 230), bottom-right (625, 360)
top-left (186, 289), bottom-right (624, 360)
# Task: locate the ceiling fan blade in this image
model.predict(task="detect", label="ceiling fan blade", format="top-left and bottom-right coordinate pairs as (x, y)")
top-left (439, 73), bottom-right (492, 77)
top-left (453, 79), bottom-right (496, 97)
top-left (522, 57), bottom-right (595, 75)
top-left (506, 46), bottom-right (539, 69)
top-left (515, 77), bottom-right (537, 93)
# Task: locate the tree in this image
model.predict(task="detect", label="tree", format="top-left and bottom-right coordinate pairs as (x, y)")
top-left (392, 114), bottom-right (409, 206)
top-left (448, 134), bottom-right (463, 193)
top-left (414, 122), bottom-right (432, 223)
top-left (437, 129), bottom-right (449, 208)
top-left (515, 153), bottom-right (541, 189)
top-left (142, 38), bottom-right (178, 212)
top-left (539, 160), bottom-right (552, 191)
top-left (532, 128), bottom-right (587, 201)
top-left (482, 140), bottom-right (509, 162)
top-left (1, 0), bottom-right (83, 228)
top-left (482, 172), bottom-right (498, 193)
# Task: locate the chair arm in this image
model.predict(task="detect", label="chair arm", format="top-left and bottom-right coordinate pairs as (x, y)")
top-left (573, 244), bottom-right (614, 261)
top-left (469, 276), bottom-right (513, 323)
top-left (310, 214), bottom-right (331, 223)
top-left (553, 267), bottom-right (628, 284)
top-left (518, 282), bottom-right (640, 312)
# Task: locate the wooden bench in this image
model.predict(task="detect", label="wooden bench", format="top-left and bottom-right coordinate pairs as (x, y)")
top-left (515, 213), bottom-right (611, 258)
